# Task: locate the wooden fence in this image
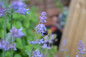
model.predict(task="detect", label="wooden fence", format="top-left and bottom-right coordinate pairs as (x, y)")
top-left (59, 0), bottom-right (86, 57)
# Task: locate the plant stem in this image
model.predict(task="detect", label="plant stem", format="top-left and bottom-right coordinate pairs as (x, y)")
top-left (3, 51), bottom-right (5, 57)
top-left (41, 48), bottom-right (44, 55)
top-left (30, 32), bottom-right (37, 57)
top-left (10, 10), bottom-right (13, 57)
top-left (3, 2), bottom-right (8, 57)
top-left (11, 10), bottom-right (13, 28)
top-left (10, 37), bottom-right (13, 57)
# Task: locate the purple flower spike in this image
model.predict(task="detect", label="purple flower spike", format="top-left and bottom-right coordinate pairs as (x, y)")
top-left (77, 40), bottom-right (85, 55)
top-left (35, 12), bottom-right (47, 35)
top-left (0, 6), bottom-right (5, 17)
top-left (11, 1), bottom-right (29, 15)
top-left (32, 49), bottom-right (43, 57)
top-left (10, 27), bottom-right (24, 38)
top-left (39, 12), bottom-right (47, 23)
top-left (35, 24), bottom-right (47, 35)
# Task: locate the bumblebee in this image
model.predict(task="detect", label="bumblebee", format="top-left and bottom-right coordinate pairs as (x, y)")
top-left (43, 31), bottom-right (48, 35)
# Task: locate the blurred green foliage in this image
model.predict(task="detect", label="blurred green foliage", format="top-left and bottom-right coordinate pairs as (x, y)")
top-left (56, 0), bottom-right (64, 12)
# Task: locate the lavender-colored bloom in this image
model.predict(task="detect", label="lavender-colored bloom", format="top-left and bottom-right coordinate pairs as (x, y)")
top-left (48, 46), bottom-right (51, 49)
top-left (43, 34), bottom-right (55, 43)
top-left (44, 36), bottom-right (49, 43)
top-left (41, 12), bottom-right (47, 16)
top-left (1, 40), bottom-right (10, 51)
top-left (37, 39), bottom-right (44, 44)
top-left (42, 44), bottom-right (51, 49)
top-left (29, 41), bottom-right (36, 45)
top-left (76, 55), bottom-right (78, 57)
top-left (16, 7), bottom-right (29, 15)
top-left (42, 44), bottom-right (48, 49)
top-left (32, 49), bottom-right (43, 57)
top-left (44, 39), bottom-right (48, 43)
top-left (0, 5), bottom-right (5, 17)
top-left (11, 1), bottom-right (29, 15)
top-left (35, 24), bottom-right (47, 36)
top-left (10, 43), bottom-right (16, 50)
top-left (0, 40), bottom-right (16, 51)
top-left (39, 16), bottom-right (47, 23)
top-left (29, 39), bottom-right (44, 45)
top-left (77, 41), bottom-right (85, 54)
top-left (39, 12), bottom-right (47, 23)
top-left (10, 27), bottom-right (24, 38)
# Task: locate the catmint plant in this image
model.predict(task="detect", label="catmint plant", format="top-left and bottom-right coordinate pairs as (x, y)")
top-left (11, 1), bottom-right (29, 15)
top-left (27, 12), bottom-right (47, 57)
top-left (0, 0), bottom-right (29, 57)
top-left (28, 27), bottom-right (57, 57)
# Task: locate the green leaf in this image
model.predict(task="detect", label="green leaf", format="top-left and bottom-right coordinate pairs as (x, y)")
top-left (14, 54), bottom-right (22, 57)
top-left (15, 38), bottom-right (23, 49)
top-left (26, 50), bottom-right (30, 56)
top-left (5, 51), bottom-right (11, 57)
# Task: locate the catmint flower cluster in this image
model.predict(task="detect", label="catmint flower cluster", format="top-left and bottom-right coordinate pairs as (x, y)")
top-left (29, 39), bottom-right (51, 49)
top-left (0, 4), bottom-right (5, 17)
top-left (29, 39), bottom-right (44, 45)
top-left (35, 12), bottom-right (47, 36)
top-left (0, 40), bottom-right (16, 51)
top-left (76, 41), bottom-right (86, 57)
top-left (35, 24), bottom-right (47, 36)
top-left (32, 49), bottom-right (43, 57)
top-left (10, 27), bottom-right (24, 38)
top-left (11, 1), bottom-right (29, 15)
top-left (77, 41), bottom-right (85, 54)
top-left (29, 34), bottom-right (56, 49)
top-left (44, 34), bottom-right (55, 43)
top-left (42, 44), bottom-right (51, 49)
top-left (28, 12), bottom-right (48, 57)
top-left (40, 12), bottom-right (47, 23)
